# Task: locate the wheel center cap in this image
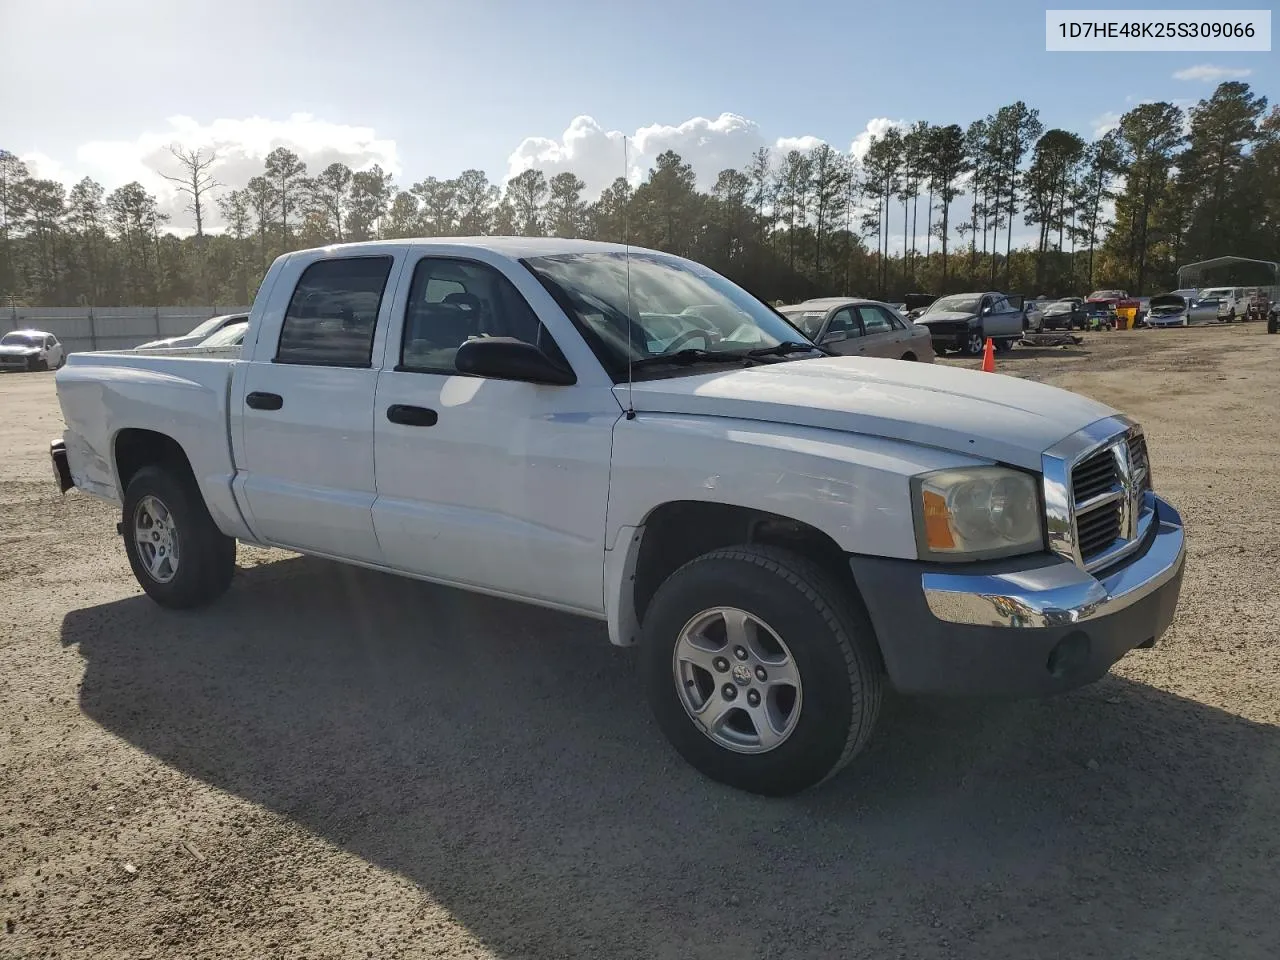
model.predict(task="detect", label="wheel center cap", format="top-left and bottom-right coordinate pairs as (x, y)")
top-left (731, 664), bottom-right (752, 686)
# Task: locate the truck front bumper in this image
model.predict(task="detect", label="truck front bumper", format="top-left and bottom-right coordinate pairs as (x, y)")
top-left (848, 496), bottom-right (1186, 697)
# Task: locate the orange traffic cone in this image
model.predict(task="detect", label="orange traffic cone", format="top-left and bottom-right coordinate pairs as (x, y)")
top-left (981, 337), bottom-right (996, 373)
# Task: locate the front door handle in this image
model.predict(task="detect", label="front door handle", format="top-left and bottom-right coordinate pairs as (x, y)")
top-left (246, 391), bottom-right (283, 411)
top-left (386, 404), bottom-right (438, 427)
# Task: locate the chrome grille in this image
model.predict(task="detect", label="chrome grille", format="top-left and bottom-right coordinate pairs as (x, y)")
top-left (1043, 417), bottom-right (1156, 574)
top-left (1071, 446), bottom-right (1123, 564)
top-left (1072, 447), bottom-right (1120, 504)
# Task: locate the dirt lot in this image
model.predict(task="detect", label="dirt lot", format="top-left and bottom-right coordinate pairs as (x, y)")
top-left (2, 325), bottom-right (1278, 959)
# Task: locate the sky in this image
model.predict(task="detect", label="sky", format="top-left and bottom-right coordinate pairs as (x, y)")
top-left (1, 0), bottom-right (1275, 237)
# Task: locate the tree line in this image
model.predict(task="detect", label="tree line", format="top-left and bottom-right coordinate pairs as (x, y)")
top-left (1, 81), bottom-right (1275, 309)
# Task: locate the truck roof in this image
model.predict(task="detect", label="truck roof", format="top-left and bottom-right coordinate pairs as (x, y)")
top-left (284, 236), bottom-right (654, 261)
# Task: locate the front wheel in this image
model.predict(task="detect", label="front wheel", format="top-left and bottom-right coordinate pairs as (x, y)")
top-left (1268, 314), bottom-right (1277, 334)
top-left (122, 465), bottom-right (236, 609)
top-left (642, 545), bottom-right (882, 796)
top-left (964, 330), bottom-right (985, 355)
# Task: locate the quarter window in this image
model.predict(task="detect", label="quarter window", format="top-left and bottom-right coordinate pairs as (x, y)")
top-left (276, 256), bottom-right (393, 367)
top-left (399, 257), bottom-right (565, 375)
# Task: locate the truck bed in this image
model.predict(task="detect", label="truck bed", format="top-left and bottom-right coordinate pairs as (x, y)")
top-left (55, 351), bottom-right (251, 538)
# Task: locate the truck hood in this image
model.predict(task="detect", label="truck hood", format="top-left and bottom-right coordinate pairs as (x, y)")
top-left (617, 356), bottom-right (1117, 470)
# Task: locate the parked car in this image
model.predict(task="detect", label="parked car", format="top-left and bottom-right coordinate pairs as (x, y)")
top-left (199, 320), bottom-right (248, 348)
top-left (135, 312), bottom-right (248, 350)
top-left (1145, 292), bottom-right (1224, 328)
top-left (0, 329), bottom-right (65, 372)
top-left (1269, 302), bottom-right (1278, 334)
top-left (1243, 288), bottom-right (1271, 322)
top-left (49, 237), bottom-right (1187, 797)
top-left (778, 297), bottom-right (934, 362)
top-left (914, 292), bottom-right (1026, 354)
top-left (1197, 286), bottom-right (1245, 321)
top-left (1041, 299), bottom-right (1085, 330)
top-left (1145, 293), bottom-right (1192, 328)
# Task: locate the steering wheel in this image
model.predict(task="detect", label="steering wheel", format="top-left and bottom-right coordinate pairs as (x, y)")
top-left (665, 327), bottom-right (722, 353)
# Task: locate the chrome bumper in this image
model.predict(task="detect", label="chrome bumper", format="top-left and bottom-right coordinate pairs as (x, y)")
top-left (921, 496), bottom-right (1185, 628)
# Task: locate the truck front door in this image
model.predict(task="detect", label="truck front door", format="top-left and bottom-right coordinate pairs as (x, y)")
top-left (369, 253), bottom-right (618, 614)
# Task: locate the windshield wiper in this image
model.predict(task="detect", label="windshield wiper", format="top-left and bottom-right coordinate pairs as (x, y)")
top-left (629, 348), bottom-right (761, 369)
top-left (747, 340), bottom-right (824, 358)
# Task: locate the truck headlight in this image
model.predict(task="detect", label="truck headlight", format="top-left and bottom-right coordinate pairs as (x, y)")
top-left (911, 467), bottom-right (1043, 560)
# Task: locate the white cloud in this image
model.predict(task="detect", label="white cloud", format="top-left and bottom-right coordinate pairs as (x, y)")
top-left (18, 151), bottom-right (75, 185)
top-left (1172, 64), bottom-right (1252, 82)
top-left (848, 117), bottom-right (909, 160)
top-left (506, 113), bottom-right (838, 199)
top-left (47, 114), bottom-right (400, 230)
top-left (1092, 111), bottom-right (1123, 137)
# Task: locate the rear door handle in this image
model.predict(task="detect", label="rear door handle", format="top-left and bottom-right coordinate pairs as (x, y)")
top-left (246, 391), bottom-right (283, 411)
top-left (386, 404), bottom-right (438, 427)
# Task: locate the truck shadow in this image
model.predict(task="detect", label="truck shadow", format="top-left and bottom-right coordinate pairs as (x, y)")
top-left (61, 555), bottom-right (1279, 958)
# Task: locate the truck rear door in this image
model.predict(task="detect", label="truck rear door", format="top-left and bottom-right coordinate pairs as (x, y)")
top-left (231, 252), bottom-right (405, 562)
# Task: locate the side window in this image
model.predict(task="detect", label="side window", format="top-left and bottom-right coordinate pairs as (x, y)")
top-left (399, 257), bottom-right (565, 375)
top-left (888, 312), bottom-right (907, 331)
top-left (856, 306), bottom-right (893, 335)
top-left (988, 296), bottom-right (1010, 314)
top-left (44, 336), bottom-right (54, 349)
top-left (828, 307), bottom-right (860, 337)
top-left (276, 256), bottom-right (393, 367)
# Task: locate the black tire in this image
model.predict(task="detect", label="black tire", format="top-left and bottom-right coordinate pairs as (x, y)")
top-left (900, 352), bottom-right (916, 361)
top-left (995, 338), bottom-right (1014, 353)
top-left (122, 464), bottom-right (235, 609)
top-left (1268, 315), bottom-right (1277, 334)
top-left (964, 329), bottom-right (985, 356)
top-left (36, 358), bottom-right (48, 372)
top-left (641, 545), bottom-right (882, 796)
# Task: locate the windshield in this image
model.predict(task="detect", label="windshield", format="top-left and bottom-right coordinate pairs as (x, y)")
top-left (1199, 288), bottom-right (1232, 299)
top-left (523, 252), bottom-right (813, 379)
top-left (925, 294), bottom-right (981, 314)
top-left (0, 333), bottom-right (39, 347)
top-left (1087, 290), bottom-right (1124, 300)
top-left (1044, 301), bottom-right (1073, 314)
top-left (201, 322), bottom-right (247, 347)
top-left (778, 308), bottom-right (830, 338)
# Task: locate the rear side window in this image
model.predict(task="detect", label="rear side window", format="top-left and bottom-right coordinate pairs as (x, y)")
top-left (276, 256), bottom-right (394, 367)
top-left (399, 257), bottom-right (565, 375)
top-left (856, 306), bottom-right (893, 335)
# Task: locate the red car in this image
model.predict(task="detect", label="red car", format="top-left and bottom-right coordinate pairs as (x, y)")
top-left (1085, 289), bottom-right (1140, 328)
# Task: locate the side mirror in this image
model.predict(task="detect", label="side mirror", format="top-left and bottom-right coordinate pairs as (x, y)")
top-left (819, 329), bottom-right (849, 345)
top-left (454, 337), bottom-right (576, 385)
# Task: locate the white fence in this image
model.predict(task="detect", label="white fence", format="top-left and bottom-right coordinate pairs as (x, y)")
top-left (2, 305), bottom-right (252, 355)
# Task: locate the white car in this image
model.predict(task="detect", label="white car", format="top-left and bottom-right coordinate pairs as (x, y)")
top-left (49, 238), bottom-right (1188, 796)
top-left (0, 329), bottom-right (65, 372)
top-left (135, 312), bottom-right (248, 350)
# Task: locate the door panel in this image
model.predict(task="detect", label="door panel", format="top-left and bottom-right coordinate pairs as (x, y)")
top-left (236, 254), bottom-right (398, 562)
top-left (855, 305), bottom-right (899, 358)
top-left (371, 255), bottom-right (617, 613)
top-left (822, 307), bottom-right (864, 356)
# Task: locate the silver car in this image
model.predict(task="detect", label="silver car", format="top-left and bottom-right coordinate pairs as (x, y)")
top-left (778, 298), bottom-right (935, 362)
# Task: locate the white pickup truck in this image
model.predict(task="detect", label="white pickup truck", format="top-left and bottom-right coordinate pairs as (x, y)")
top-left (49, 238), bottom-right (1187, 796)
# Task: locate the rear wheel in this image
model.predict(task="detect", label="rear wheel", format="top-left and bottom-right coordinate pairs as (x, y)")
top-left (995, 338), bottom-right (1015, 353)
top-left (122, 465), bottom-right (236, 609)
top-left (900, 351), bottom-right (917, 361)
top-left (642, 545), bottom-right (882, 796)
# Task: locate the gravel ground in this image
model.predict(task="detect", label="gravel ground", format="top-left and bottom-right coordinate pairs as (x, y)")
top-left (2, 325), bottom-right (1278, 959)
